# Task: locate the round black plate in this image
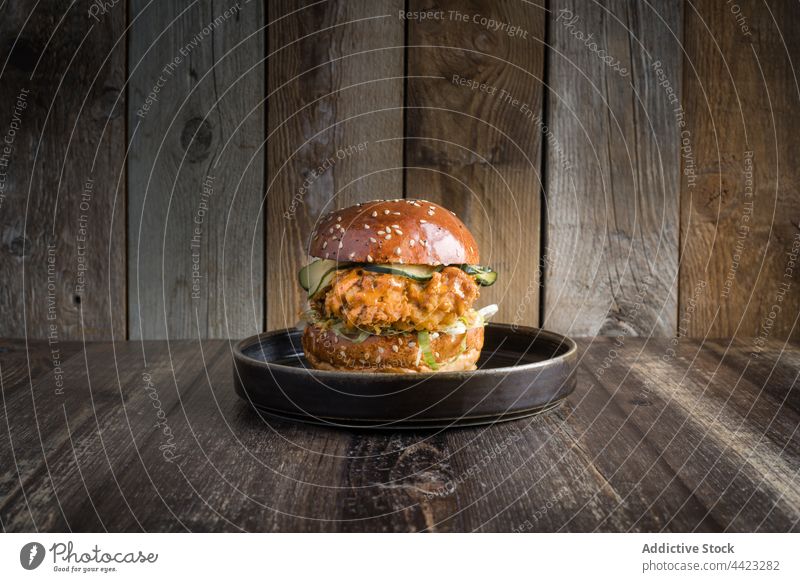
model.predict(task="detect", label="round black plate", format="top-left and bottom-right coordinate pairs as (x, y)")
top-left (232, 323), bottom-right (577, 429)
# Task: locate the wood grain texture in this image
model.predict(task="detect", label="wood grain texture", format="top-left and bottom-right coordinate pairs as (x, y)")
top-left (436, 411), bottom-right (642, 532)
top-left (681, 0), bottom-right (800, 340)
top-left (0, 339), bottom-right (83, 401)
top-left (545, 0), bottom-right (681, 336)
top-left (2, 337), bottom-right (797, 532)
top-left (266, 0), bottom-right (405, 330)
top-left (553, 353), bottom-right (719, 532)
top-left (0, 341), bottom-right (122, 531)
top-left (405, 0), bottom-right (545, 327)
top-left (576, 337), bottom-right (800, 531)
top-left (0, 1), bottom-right (126, 340)
top-left (128, 0), bottom-right (265, 340)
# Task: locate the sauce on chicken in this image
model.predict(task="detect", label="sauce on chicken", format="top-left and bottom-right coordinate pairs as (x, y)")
top-left (312, 266), bottom-right (480, 333)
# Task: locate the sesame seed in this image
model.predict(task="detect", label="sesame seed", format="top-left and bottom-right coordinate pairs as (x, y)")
top-left (375, 355), bottom-right (382, 363)
top-left (393, 212), bottom-right (400, 215)
top-left (329, 228), bottom-right (334, 234)
top-left (384, 209), bottom-right (390, 215)
top-left (337, 216), bottom-right (342, 221)
top-left (377, 230), bottom-right (385, 235)
top-left (428, 210), bottom-right (434, 216)
top-left (409, 239), bottom-right (416, 247)
top-left (408, 341), bottom-right (415, 347)
top-left (322, 241), bottom-right (328, 248)
top-left (420, 219), bottom-right (427, 224)
top-left (434, 351), bottom-right (440, 358)
top-left (385, 227), bottom-right (392, 234)
top-left (385, 234), bottom-right (392, 240)
top-left (367, 255), bottom-right (373, 262)
top-left (395, 229), bottom-right (403, 235)
top-left (364, 224), bottom-right (370, 229)
top-left (391, 224), bottom-right (400, 229)
top-left (395, 247), bottom-right (401, 255)
top-left (378, 347), bottom-right (385, 354)
top-left (369, 237), bottom-right (377, 243)
top-left (338, 241), bottom-right (343, 249)
top-left (371, 211), bottom-right (378, 217)
top-left (348, 252), bottom-right (355, 259)
top-left (392, 345), bottom-right (399, 353)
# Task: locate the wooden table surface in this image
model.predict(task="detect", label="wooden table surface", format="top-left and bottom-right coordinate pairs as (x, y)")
top-left (1, 336), bottom-right (798, 532)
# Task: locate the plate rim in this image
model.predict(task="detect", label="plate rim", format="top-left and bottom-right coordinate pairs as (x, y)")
top-left (233, 322), bottom-right (578, 379)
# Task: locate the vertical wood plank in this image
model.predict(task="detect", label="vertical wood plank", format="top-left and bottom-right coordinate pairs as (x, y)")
top-left (0, 1), bottom-right (126, 339)
top-left (406, 0), bottom-right (545, 326)
top-left (266, 0), bottom-right (405, 330)
top-left (545, 0), bottom-right (681, 336)
top-left (128, 0), bottom-right (264, 339)
top-left (682, 0), bottom-right (800, 340)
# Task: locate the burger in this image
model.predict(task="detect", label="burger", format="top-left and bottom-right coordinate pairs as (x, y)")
top-left (298, 199), bottom-right (498, 373)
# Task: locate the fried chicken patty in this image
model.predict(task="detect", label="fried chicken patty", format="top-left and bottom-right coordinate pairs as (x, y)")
top-left (312, 266), bottom-right (480, 332)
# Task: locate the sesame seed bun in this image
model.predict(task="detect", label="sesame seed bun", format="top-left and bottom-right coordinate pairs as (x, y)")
top-left (301, 323), bottom-right (483, 373)
top-left (309, 199), bottom-right (479, 265)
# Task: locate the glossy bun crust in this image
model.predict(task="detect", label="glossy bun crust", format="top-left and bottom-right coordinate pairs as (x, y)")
top-left (308, 199), bottom-right (479, 265)
top-left (302, 324), bottom-right (483, 373)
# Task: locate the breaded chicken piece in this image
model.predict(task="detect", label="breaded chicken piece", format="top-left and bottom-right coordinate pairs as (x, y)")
top-left (315, 266), bottom-right (479, 333)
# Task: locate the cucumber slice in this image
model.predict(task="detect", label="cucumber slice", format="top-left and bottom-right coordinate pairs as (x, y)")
top-left (299, 259), bottom-right (340, 296)
top-left (312, 269), bottom-right (338, 297)
top-left (476, 271), bottom-right (497, 286)
top-left (458, 264), bottom-right (497, 286)
top-left (300, 260), bottom-right (496, 292)
top-left (331, 322), bottom-right (370, 343)
top-left (360, 263), bottom-right (440, 281)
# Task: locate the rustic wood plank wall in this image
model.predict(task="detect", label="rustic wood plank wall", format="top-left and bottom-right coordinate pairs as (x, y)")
top-left (405, 0), bottom-right (546, 327)
top-left (0, 1), bottom-right (126, 340)
top-left (128, 0), bottom-right (265, 339)
top-left (265, 0), bottom-right (405, 331)
top-left (1, 0), bottom-right (798, 341)
top-left (544, 0), bottom-right (682, 337)
top-left (682, 0), bottom-right (800, 341)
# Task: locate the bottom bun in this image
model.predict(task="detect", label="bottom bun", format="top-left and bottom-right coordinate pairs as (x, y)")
top-left (301, 324), bottom-right (484, 373)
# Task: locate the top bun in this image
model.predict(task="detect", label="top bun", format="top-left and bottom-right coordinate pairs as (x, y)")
top-left (308, 199), bottom-right (479, 265)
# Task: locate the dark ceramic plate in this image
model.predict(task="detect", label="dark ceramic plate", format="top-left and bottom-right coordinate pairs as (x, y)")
top-left (232, 323), bottom-right (577, 429)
